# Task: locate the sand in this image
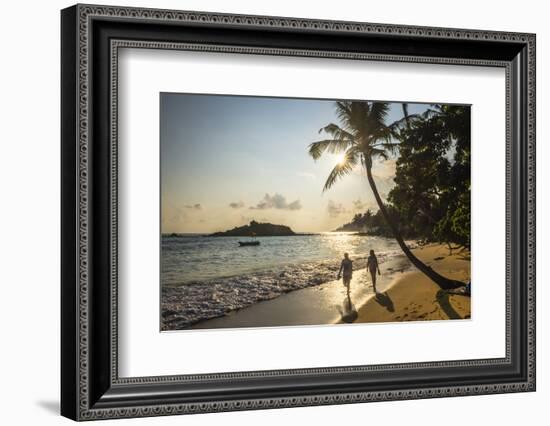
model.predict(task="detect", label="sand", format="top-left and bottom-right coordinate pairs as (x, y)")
top-left (190, 253), bottom-right (412, 329)
top-left (185, 243), bottom-right (470, 330)
top-left (352, 244), bottom-right (471, 324)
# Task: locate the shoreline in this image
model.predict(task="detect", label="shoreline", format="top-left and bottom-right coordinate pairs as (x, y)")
top-left (163, 243), bottom-right (470, 331)
top-left (188, 254), bottom-right (413, 330)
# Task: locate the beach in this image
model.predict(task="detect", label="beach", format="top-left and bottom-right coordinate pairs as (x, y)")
top-left (350, 243), bottom-right (471, 324)
top-left (162, 240), bottom-right (470, 331)
top-left (161, 233), bottom-right (405, 330)
top-left (189, 253), bottom-right (412, 330)
top-left (159, 95), bottom-right (473, 332)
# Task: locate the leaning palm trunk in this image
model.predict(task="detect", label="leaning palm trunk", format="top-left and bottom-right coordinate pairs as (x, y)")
top-left (364, 159), bottom-right (463, 290)
top-left (309, 101), bottom-right (465, 290)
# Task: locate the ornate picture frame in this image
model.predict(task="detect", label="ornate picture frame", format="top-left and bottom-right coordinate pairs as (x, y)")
top-left (61, 4), bottom-right (535, 421)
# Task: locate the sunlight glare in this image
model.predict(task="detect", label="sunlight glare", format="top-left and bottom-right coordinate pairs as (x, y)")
top-left (335, 153), bottom-right (346, 166)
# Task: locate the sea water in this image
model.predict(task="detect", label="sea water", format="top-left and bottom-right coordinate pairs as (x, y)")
top-left (162, 233), bottom-right (403, 286)
top-left (161, 233), bottom-right (409, 329)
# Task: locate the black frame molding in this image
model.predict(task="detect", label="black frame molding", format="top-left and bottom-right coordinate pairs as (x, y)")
top-left (61, 4), bottom-right (536, 421)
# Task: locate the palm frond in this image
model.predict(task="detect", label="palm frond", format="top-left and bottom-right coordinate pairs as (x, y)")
top-left (369, 147), bottom-right (389, 161)
top-left (387, 114), bottom-right (420, 129)
top-left (334, 101), bottom-right (353, 125)
top-left (322, 149), bottom-right (359, 191)
top-left (369, 102), bottom-right (390, 125)
top-left (402, 103), bottom-right (409, 119)
top-left (318, 123), bottom-right (356, 140)
top-left (421, 107), bottom-right (443, 119)
top-left (308, 139), bottom-right (351, 160)
top-left (311, 100), bottom-right (403, 179)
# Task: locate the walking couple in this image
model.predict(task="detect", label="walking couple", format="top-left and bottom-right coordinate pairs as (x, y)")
top-left (337, 250), bottom-right (381, 293)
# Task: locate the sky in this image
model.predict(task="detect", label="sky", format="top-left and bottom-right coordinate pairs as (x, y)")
top-left (160, 93), bottom-right (428, 233)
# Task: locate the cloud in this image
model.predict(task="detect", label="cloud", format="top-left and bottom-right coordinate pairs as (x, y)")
top-left (184, 203), bottom-right (202, 210)
top-left (250, 193), bottom-right (302, 211)
top-left (352, 199), bottom-right (365, 211)
top-left (327, 200), bottom-right (349, 218)
top-left (229, 201), bottom-right (245, 209)
top-left (169, 207), bottom-right (186, 223)
top-left (296, 171), bottom-right (316, 180)
top-left (372, 159), bottom-right (397, 180)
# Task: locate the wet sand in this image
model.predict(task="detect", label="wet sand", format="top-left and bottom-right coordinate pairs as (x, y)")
top-left (190, 255), bottom-right (412, 329)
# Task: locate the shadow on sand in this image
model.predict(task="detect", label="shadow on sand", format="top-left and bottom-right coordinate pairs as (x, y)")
top-left (339, 290), bottom-right (358, 323)
top-left (435, 289), bottom-right (463, 319)
top-left (374, 292), bottom-right (395, 313)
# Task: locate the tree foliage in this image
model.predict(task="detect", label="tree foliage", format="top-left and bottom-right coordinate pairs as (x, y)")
top-left (388, 105), bottom-right (471, 248)
top-left (331, 104), bottom-right (471, 249)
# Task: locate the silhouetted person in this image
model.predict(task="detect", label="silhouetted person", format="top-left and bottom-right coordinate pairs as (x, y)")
top-left (367, 249), bottom-right (381, 293)
top-left (337, 253), bottom-right (353, 291)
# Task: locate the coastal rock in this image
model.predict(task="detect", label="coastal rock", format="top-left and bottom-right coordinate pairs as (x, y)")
top-left (209, 220), bottom-right (296, 237)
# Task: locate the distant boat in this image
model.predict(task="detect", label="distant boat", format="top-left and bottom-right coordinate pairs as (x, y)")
top-left (239, 232), bottom-right (260, 246)
top-left (238, 241), bottom-right (260, 247)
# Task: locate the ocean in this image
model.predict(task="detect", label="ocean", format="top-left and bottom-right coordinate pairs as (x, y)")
top-left (161, 233), bottom-right (409, 329)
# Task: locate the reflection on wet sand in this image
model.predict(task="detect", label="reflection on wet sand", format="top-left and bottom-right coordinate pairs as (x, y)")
top-left (339, 288), bottom-right (358, 323)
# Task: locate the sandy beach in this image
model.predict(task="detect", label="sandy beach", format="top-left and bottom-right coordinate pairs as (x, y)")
top-left (351, 244), bottom-right (471, 324)
top-left (190, 252), bottom-right (412, 329)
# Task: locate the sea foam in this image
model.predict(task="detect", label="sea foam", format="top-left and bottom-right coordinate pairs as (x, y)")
top-left (161, 249), bottom-right (405, 330)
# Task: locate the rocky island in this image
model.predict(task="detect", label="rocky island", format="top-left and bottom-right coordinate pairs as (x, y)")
top-left (209, 220), bottom-right (296, 237)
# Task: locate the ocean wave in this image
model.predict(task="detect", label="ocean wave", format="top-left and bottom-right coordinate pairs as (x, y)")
top-left (161, 248), bottom-right (410, 330)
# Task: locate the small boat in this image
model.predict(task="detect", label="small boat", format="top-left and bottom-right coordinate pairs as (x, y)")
top-left (239, 231), bottom-right (259, 247)
top-left (238, 241), bottom-right (260, 247)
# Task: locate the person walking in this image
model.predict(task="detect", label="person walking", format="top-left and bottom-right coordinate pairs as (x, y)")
top-left (337, 253), bottom-right (353, 293)
top-left (367, 249), bottom-right (381, 293)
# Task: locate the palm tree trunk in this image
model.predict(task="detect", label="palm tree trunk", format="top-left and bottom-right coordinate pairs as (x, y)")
top-left (402, 103), bottom-right (411, 129)
top-left (365, 162), bottom-right (463, 290)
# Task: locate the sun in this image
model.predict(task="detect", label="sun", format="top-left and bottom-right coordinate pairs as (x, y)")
top-left (335, 153), bottom-right (346, 166)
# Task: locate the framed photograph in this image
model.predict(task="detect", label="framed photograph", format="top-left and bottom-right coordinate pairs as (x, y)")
top-left (61, 4), bottom-right (536, 421)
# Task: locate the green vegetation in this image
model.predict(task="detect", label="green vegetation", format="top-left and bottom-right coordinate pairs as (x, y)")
top-left (334, 208), bottom-right (402, 237)
top-left (389, 104), bottom-right (471, 250)
top-left (309, 101), bottom-right (468, 289)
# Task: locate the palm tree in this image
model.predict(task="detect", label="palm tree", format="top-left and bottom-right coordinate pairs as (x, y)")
top-left (309, 101), bottom-right (463, 290)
